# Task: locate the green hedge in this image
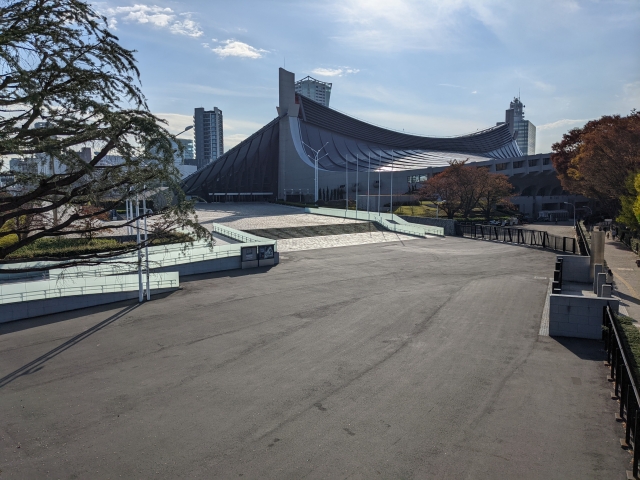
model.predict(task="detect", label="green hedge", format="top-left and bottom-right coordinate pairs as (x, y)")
top-left (6, 233), bottom-right (192, 260)
top-left (613, 313), bottom-right (640, 387)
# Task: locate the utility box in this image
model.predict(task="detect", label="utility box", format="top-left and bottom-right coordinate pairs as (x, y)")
top-left (241, 246), bottom-right (259, 269)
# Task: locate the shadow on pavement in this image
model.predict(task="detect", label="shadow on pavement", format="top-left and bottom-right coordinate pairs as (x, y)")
top-left (0, 303), bottom-right (140, 389)
top-left (180, 265), bottom-right (275, 283)
top-left (551, 336), bottom-right (605, 361)
top-left (614, 289), bottom-right (640, 307)
top-left (607, 241), bottom-right (636, 253)
top-left (0, 290), bottom-right (176, 336)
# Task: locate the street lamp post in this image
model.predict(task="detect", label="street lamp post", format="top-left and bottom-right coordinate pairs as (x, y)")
top-left (301, 141), bottom-right (329, 204)
top-left (564, 201), bottom-right (576, 229)
top-left (175, 125), bottom-right (193, 137)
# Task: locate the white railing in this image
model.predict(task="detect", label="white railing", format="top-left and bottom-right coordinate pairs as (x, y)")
top-left (0, 272), bottom-right (179, 305)
top-left (304, 207), bottom-right (444, 237)
top-left (211, 223), bottom-right (277, 247)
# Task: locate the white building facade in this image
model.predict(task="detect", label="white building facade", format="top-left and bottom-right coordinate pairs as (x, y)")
top-left (294, 76), bottom-right (332, 107)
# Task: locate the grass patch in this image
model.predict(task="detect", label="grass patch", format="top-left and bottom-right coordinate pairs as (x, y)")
top-left (7, 233), bottom-right (193, 260)
top-left (613, 313), bottom-right (640, 386)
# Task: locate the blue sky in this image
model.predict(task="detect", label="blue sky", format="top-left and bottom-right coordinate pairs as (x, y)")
top-left (95, 0), bottom-right (639, 154)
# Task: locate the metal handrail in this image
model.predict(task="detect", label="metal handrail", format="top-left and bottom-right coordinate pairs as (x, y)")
top-left (576, 221), bottom-right (591, 256)
top-left (458, 224), bottom-right (577, 254)
top-left (603, 304), bottom-right (640, 478)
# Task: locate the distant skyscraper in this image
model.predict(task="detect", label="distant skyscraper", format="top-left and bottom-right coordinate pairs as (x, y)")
top-left (194, 107), bottom-right (223, 169)
top-left (176, 138), bottom-right (194, 162)
top-left (498, 97), bottom-right (536, 155)
top-left (295, 76), bottom-right (332, 107)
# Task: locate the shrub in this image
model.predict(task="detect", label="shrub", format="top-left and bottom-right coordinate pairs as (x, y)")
top-left (614, 313), bottom-right (640, 386)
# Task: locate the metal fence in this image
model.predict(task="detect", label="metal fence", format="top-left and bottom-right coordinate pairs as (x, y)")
top-left (603, 304), bottom-right (640, 478)
top-left (576, 221), bottom-right (591, 256)
top-left (457, 224), bottom-right (577, 254)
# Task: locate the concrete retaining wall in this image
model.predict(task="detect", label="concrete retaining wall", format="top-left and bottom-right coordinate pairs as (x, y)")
top-left (557, 255), bottom-right (590, 283)
top-left (0, 287), bottom-right (178, 323)
top-left (399, 216), bottom-right (456, 236)
top-left (549, 294), bottom-right (619, 339)
top-left (154, 256), bottom-right (242, 276)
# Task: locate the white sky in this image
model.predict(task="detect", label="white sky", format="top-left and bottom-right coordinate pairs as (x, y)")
top-left (93, 1), bottom-right (638, 153)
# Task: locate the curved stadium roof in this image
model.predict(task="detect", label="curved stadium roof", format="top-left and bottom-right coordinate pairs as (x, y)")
top-left (182, 93), bottom-right (522, 197)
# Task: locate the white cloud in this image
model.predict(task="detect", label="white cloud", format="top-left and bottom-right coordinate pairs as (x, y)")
top-left (533, 80), bottom-right (556, 93)
top-left (315, 0), bottom-right (594, 52)
top-left (225, 133), bottom-right (250, 150)
top-left (170, 17), bottom-right (203, 38)
top-left (348, 109), bottom-right (483, 137)
top-left (537, 118), bottom-right (590, 130)
top-left (311, 67), bottom-right (359, 77)
top-left (104, 5), bottom-right (203, 38)
top-left (207, 39), bottom-right (267, 59)
top-left (154, 113), bottom-right (262, 151)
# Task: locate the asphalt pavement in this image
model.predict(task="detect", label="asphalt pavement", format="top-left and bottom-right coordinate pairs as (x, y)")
top-left (0, 236), bottom-right (629, 479)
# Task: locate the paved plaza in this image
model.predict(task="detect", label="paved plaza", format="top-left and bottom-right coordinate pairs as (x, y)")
top-left (194, 202), bottom-right (366, 230)
top-left (195, 202), bottom-right (424, 252)
top-left (0, 238), bottom-right (628, 479)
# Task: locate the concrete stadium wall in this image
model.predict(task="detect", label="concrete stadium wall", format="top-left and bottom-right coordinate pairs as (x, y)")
top-left (549, 294), bottom-right (618, 340)
top-left (400, 216), bottom-right (456, 236)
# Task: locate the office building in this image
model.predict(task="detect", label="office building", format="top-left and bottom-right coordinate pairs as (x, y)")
top-left (498, 97), bottom-right (536, 155)
top-left (177, 138), bottom-right (194, 161)
top-left (295, 76), bottom-right (332, 107)
top-left (194, 107), bottom-right (223, 170)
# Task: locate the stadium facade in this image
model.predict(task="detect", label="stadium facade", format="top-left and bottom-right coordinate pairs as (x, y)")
top-left (182, 68), bottom-right (582, 218)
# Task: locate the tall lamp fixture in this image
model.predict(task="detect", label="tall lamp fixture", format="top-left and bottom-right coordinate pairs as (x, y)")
top-left (176, 125), bottom-right (193, 137)
top-left (563, 201), bottom-right (576, 229)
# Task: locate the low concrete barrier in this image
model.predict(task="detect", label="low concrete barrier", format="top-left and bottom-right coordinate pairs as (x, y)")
top-left (556, 255), bottom-right (590, 283)
top-left (304, 207), bottom-right (445, 237)
top-left (549, 294), bottom-right (619, 339)
top-left (0, 272), bottom-right (179, 323)
top-left (399, 216), bottom-right (456, 236)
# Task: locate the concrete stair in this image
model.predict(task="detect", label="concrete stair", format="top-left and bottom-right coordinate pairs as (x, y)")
top-left (243, 222), bottom-right (385, 240)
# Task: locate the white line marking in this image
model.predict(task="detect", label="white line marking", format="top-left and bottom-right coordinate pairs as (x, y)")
top-left (539, 278), bottom-right (552, 336)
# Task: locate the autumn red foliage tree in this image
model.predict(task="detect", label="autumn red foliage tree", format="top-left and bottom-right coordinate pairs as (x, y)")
top-left (417, 160), bottom-right (513, 219)
top-left (551, 111), bottom-right (640, 216)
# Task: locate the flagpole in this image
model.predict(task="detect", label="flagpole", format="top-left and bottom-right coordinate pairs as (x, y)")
top-left (345, 154), bottom-right (348, 212)
top-left (367, 152), bottom-right (370, 214)
top-left (378, 151), bottom-right (381, 214)
top-left (390, 151), bottom-right (394, 221)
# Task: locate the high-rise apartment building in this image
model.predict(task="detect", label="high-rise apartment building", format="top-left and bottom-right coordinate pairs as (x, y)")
top-left (194, 107), bottom-right (223, 170)
top-left (295, 76), bottom-right (332, 107)
top-left (177, 138), bottom-right (194, 161)
top-left (497, 97), bottom-right (536, 155)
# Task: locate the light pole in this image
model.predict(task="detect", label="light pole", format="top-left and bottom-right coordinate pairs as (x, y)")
top-left (390, 151), bottom-right (394, 220)
top-left (367, 153), bottom-right (371, 214)
top-left (175, 125), bottom-right (193, 137)
top-left (356, 154), bottom-right (359, 219)
top-left (564, 201), bottom-right (575, 229)
top-left (301, 141), bottom-right (329, 203)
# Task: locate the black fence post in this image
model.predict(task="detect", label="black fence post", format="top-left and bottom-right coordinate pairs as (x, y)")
top-left (635, 410), bottom-right (640, 477)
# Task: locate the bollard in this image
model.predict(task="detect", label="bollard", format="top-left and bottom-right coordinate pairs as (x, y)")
top-left (597, 272), bottom-right (607, 297)
top-left (601, 284), bottom-right (612, 298)
top-left (593, 264), bottom-right (603, 293)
